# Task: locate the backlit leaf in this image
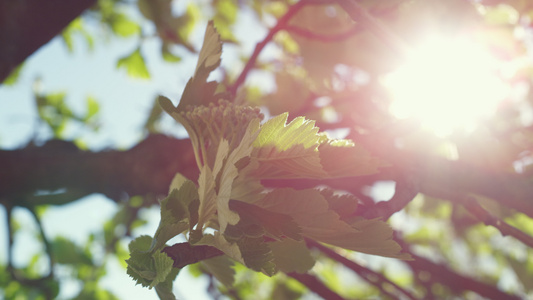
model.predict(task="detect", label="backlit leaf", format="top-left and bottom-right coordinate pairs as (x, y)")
top-left (270, 239), bottom-right (315, 274)
top-left (150, 251), bottom-right (174, 288)
top-left (251, 113), bottom-right (327, 179)
top-left (217, 120), bottom-right (260, 233)
top-left (256, 188), bottom-right (408, 259)
top-left (229, 200), bottom-right (302, 241)
top-left (201, 256), bottom-right (235, 287)
top-left (319, 139), bottom-right (389, 177)
top-left (177, 21), bottom-right (222, 111)
top-left (117, 48), bottom-right (150, 79)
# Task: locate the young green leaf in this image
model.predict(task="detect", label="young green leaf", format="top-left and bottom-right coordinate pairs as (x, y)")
top-left (177, 21), bottom-right (222, 111)
top-left (197, 232), bottom-right (245, 265)
top-left (237, 236), bottom-right (277, 276)
top-left (229, 200), bottom-right (302, 241)
top-left (256, 188), bottom-right (409, 259)
top-left (126, 236), bottom-right (156, 287)
top-left (217, 120), bottom-right (260, 233)
top-left (201, 256), bottom-right (236, 287)
top-left (117, 48), bottom-right (150, 79)
top-left (152, 180), bottom-right (199, 251)
top-left (251, 113), bottom-right (327, 179)
top-left (318, 139), bottom-right (390, 177)
top-left (196, 164), bottom-right (218, 233)
top-left (150, 251), bottom-right (175, 288)
top-left (269, 239), bottom-right (315, 274)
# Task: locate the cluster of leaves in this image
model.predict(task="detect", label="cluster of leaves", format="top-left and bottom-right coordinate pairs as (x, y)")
top-left (126, 22), bottom-right (409, 297)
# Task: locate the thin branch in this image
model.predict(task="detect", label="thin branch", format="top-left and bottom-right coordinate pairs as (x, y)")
top-left (401, 243), bottom-right (522, 300)
top-left (162, 242), bottom-right (223, 268)
top-left (28, 207), bottom-right (54, 279)
top-left (308, 240), bottom-right (418, 300)
top-left (464, 197), bottom-right (533, 248)
top-left (228, 0), bottom-right (310, 96)
top-left (286, 272), bottom-right (345, 300)
top-left (334, 0), bottom-right (409, 58)
top-left (363, 177), bottom-right (419, 220)
top-left (285, 24), bottom-right (363, 42)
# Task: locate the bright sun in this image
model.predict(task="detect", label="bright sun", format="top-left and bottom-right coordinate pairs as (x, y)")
top-left (383, 37), bottom-right (510, 136)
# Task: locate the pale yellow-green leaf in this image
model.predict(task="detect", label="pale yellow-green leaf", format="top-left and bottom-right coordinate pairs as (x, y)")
top-left (254, 113), bottom-right (320, 150)
top-left (168, 172), bottom-right (188, 194)
top-left (319, 139), bottom-right (389, 177)
top-left (270, 239), bottom-right (315, 273)
top-left (197, 232), bottom-right (245, 265)
top-left (256, 188), bottom-right (410, 259)
top-left (177, 21), bottom-right (222, 111)
top-left (217, 120), bottom-right (260, 233)
top-left (197, 164), bottom-right (217, 229)
top-left (201, 256), bottom-right (235, 287)
top-left (251, 113), bottom-right (327, 179)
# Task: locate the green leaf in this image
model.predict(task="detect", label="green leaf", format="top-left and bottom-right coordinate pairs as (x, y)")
top-left (217, 120), bottom-right (260, 233)
top-left (117, 48), bottom-right (150, 79)
top-left (318, 139), bottom-right (389, 177)
top-left (254, 113), bottom-right (322, 150)
top-left (155, 267), bottom-right (180, 300)
top-left (150, 251), bottom-right (174, 288)
top-left (152, 180), bottom-right (199, 251)
top-left (111, 13), bottom-right (140, 37)
top-left (229, 200), bottom-right (302, 241)
top-left (162, 43), bottom-right (182, 62)
top-left (269, 239), bottom-right (315, 274)
top-left (3, 63), bottom-right (23, 85)
top-left (196, 164), bottom-right (217, 232)
top-left (51, 237), bottom-right (92, 265)
top-left (237, 236), bottom-right (277, 276)
top-left (197, 232), bottom-right (244, 265)
top-left (201, 256), bottom-right (235, 287)
top-left (251, 113), bottom-right (327, 179)
top-left (85, 96), bottom-right (100, 121)
top-left (256, 188), bottom-right (409, 259)
top-left (126, 236), bottom-right (155, 287)
top-left (177, 21), bottom-right (222, 111)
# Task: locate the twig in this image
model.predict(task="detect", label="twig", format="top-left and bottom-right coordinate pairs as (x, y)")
top-left (400, 242), bottom-right (522, 300)
top-left (308, 240), bottom-right (418, 300)
top-left (285, 24), bottom-right (363, 42)
top-left (334, 0), bottom-right (409, 58)
top-left (162, 242), bottom-right (224, 268)
top-left (363, 177), bottom-right (419, 220)
top-left (286, 272), bottom-right (345, 300)
top-left (228, 0), bottom-right (310, 96)
top-left (464, 197), bottom-right (533, 248)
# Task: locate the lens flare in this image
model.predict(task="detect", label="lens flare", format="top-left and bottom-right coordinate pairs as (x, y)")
top-left (383, 37), bottom-right (509, 136)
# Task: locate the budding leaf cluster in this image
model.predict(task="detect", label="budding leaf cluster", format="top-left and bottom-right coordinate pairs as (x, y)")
top-left (127, 21), bottom-right (409, 298)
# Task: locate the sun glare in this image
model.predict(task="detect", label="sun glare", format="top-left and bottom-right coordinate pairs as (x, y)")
top-left (384, 37), bottom-right (510, 136)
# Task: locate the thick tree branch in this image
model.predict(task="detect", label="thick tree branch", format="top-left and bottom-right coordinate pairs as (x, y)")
top-left (0, 135), bottom-right (198, 205)
top-left (0, 0), bottom-right (97, 82)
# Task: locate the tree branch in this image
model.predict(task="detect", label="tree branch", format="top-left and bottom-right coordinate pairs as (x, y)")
top-left (464, 197), bottom-right (533, 248)
top-left (0, 0), bottom-right (97, 82)
top-left (286, 272), bottom-right (345, 300)
top-left (403, 247), bottom-right (521, 300)
top-left (0, 135), bottom-right (198, 205)
top-left (308, 240), bottom-right (418, 300)
top-left (228, 0), bottom-right (309, 96)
